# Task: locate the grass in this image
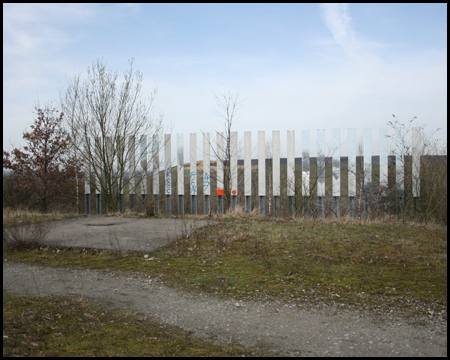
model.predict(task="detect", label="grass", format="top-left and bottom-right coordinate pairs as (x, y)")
top-left (4, 213), bottom-right (446, 311)
top-left (3, 291), bottom-right (268, 357)
top-left (3, 210), bottom-right (447, 355)
top-left (141, 216), bottom-right (447, 310)
top-left (2, 208), bottom-right (83, 228)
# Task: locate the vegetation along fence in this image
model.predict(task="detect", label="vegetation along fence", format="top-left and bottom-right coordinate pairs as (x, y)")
top-left (84, 127), bottom-right (447, 221)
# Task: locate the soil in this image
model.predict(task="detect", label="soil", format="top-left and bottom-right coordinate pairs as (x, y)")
top-left (3, 217), bottom-right (447, 356)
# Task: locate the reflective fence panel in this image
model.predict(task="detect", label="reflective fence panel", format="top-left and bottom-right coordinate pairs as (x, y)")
top-left (287, 130), bottom-right (295, 197)
top-left (317, 129), bottom-right (325, 197)
top-left (258, 131), bottom-right (266, 215)
top-left (83, 127), bottom-right (432, 219)
top-left (165, 134), bottom-right (172, 214)
top-left (302, 129), bottom-right (310, 197)
top-left (364, 128), bottom-right (372, 190)
top-left (152, 134), bottom-right (159, 213)
top-left (244, 131), bottom-right (252, 213)
top-left (412, 127), bottom-right (421, 198)
top-left (379, 127), bottom-right (388, 195)
top-left (152, 134), bottom-right (159, 196)
top-left (177, 133), bottom-right (184, 215)
top-left (177, 134), bottom-right (184, 196)
top-left (140, 135), bottom-right (147, 197)
top-left (272, 130), bottom-right (281, 217)
top-left (332, 129), bottom-right (340, 197)
top-left (230, 131), bottom-right (238, 211)
top-left (217, 132), bottom-right (224, 214)
top-left (348, 129), bottom-right (356, 197)
top-left (287, 130), bottom-right (295, 216)
top-left (203, 132), bottom-right (211, 214)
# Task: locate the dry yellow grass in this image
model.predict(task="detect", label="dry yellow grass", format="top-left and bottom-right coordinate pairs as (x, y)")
top-left (3, 207), bottom-right (81, 228)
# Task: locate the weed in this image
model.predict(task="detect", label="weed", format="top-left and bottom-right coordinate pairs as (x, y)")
top-left (108, 230), bottom-right (127, 258)
top-left (3, 210), bottom-right (55, 250)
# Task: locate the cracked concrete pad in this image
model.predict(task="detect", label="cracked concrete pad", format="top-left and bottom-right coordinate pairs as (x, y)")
top-left (40, 216), bottom-right (216, 252)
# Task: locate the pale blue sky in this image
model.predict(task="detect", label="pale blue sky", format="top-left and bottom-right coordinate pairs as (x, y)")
top-left (3, 3), bottom-right (447, 157)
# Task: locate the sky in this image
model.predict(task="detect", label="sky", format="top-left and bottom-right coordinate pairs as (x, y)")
top-left (3, 3), bottom-right (447, 159)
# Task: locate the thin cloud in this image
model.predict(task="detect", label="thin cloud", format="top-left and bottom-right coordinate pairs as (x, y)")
top-left (3, 4), bottom-right (95, 57)
top-left (320, 3), bottom-right (361, 58)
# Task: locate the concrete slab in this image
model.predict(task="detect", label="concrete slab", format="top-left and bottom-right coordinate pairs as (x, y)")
top-left (41, 216), bottom-right (216, 252)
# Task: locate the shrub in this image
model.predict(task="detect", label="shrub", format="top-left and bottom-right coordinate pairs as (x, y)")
top-left (3, 209), bottom-right (54, 250)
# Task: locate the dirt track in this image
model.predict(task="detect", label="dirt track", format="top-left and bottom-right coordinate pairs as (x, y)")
top-left (4, 262), bottom-right (447, 357)
top-left (3, 216), bottom-right (447, 356)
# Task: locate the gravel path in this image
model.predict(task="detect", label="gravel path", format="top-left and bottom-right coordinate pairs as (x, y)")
top-left (3, 260), bottom-right (446, 357)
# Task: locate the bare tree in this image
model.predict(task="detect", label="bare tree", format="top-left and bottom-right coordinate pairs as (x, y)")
top-left (210, 90), bottom-right (243, 211)
top-left (60, 74), bottom-right (83, 213)
top-left (387, 115), bottom-right (446, 223)
top-left (60, 58), bottom-right (166, 213)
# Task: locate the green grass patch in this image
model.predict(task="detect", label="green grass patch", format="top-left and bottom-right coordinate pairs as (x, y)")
top-left (3, 291), bottom-right (269, 357)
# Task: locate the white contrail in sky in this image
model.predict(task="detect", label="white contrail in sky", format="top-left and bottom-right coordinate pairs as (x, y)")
top-left (320, 3), bottom-right (360, 58)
